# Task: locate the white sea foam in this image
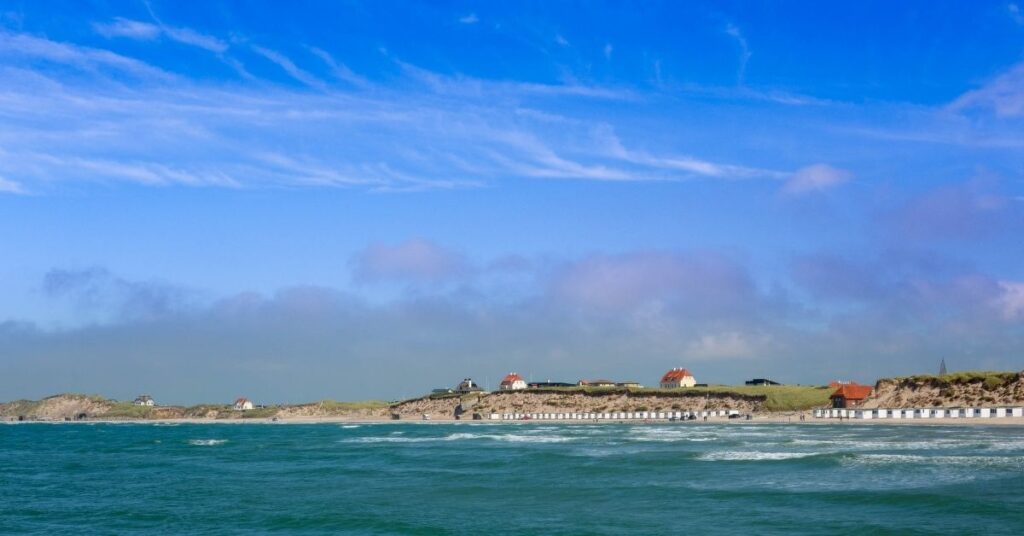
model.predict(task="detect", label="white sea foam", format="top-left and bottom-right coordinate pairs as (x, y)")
top-left (699, 451), bottom-right (817, 461)
top-left (188, 439), bottom-right (228, 446)
top-left (340, 432), bottom-right (576, 444)
top-left (846, 454), bottom-right (1024, 468)
top-left (340, 425), bottom-right (360, 429)
top-left (627, 428), bottom-right (719, 442)
top-left (339, 436), bottom-right (437, 444)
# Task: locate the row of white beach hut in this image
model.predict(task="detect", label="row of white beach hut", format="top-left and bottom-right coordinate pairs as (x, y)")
top-left (490, 410), bottom-right (740, 420)
top-left (813, 407), bottom-right (1024, 420)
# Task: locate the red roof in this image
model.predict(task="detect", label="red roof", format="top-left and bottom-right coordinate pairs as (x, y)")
top-left (661, 368), bottom-right (693, 383)
top-left (500, 373), bottom-right (524, 385)
top-left (234, 398), bottom-right (250, 405)
top-left (830, 383), bottom-right (873, 400)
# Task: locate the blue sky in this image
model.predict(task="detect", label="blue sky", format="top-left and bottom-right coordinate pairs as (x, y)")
top-left (1, 1), bottom-right (1023, 403)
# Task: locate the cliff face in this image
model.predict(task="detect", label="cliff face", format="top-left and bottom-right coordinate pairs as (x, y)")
top-left (862, 371), bottom-right (1024, 409)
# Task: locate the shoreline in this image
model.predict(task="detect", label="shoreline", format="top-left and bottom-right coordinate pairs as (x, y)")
top-left (6, 414), bottom-right (1024, 426)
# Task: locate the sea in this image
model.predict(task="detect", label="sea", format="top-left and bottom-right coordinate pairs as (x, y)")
top-left (1, 422), bottom-right (1022, 535)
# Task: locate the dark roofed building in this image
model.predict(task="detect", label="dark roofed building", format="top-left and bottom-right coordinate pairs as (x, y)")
top-left (527, 381), bottom-right (575, 388)
top-left (745, 378), bottom-right (781, 386)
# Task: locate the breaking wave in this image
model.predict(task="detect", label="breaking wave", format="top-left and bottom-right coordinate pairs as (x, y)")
top-left (188, 439), bottom-right (228, 446)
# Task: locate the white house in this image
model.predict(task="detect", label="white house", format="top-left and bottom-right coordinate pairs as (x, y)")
top-left (499, 372), bottom-right (527, 391)
top-left (133, 395), bottom-right (155, 407)
top-left (234, 397), bottom-right (254, 411)
top-left (659, 368), bottom-right (696, 388)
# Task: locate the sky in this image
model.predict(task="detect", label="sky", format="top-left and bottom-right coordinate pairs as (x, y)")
top-left (1, 1), bottom-right (1023, 404)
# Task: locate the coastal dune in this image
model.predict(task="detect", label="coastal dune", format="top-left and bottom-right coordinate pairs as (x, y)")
top-left (5, 372), bottom-right (1024, 423)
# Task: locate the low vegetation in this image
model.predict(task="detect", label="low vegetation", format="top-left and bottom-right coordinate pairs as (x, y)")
top-left (317, 400), bottom-right (390, 411)
top-left (102, 402), bottom-right (155, 419)
top-left (889, 371), bottom-right (1019, 390)
top-left (239, 407), bottom-right (279, 419)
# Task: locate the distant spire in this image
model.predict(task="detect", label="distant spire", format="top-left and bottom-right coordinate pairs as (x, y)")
top-left (939, 358), bottom-right (947, 376)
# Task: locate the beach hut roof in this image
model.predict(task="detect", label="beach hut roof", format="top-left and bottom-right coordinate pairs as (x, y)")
top-left (661, 368), bottom-right (693, 382)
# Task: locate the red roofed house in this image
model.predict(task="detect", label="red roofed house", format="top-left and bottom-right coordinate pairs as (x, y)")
top-left (830, 383), bottom-right (873, 408)
top-left (499, 372), bottom-right (527, 391)
top-left (233, 397), bottom-right (254, 411)
top-left (660, 368), bottom-right (696, 388)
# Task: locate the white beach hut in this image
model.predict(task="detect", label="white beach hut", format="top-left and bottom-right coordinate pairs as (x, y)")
top-left (933, 409), bottom-right (945, 419)
top-left (980, 408), bottom-right (992, 418)
top-left (995, 408), bottom-right (1007, 418)
top-left (1012, 407), bottom-right (1024, 418)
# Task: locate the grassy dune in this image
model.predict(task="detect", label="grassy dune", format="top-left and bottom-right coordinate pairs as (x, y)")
top-left (889, 371), bottom-right (1019, 390)
top-left (317, 400), bottom-right (390, 411)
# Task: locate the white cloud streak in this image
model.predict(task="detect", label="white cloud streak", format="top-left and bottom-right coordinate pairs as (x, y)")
top-left (782, 164), bottom-right (852, 195)
top-left (0, 175), bottom-right (26, 194)
top-left (949, 62), bottom-right (1024, 117)
top-left (251, 45), bottom-right (326, 89)
top-left (94, 17), bottom-right (228, 53)
top-left (0, 30), bottom-right (816, 192)
top-left (724, 23), bottom-right (752, 84)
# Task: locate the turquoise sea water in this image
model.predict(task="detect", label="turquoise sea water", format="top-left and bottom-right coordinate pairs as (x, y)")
top-left (1, 422), bottom-right (1023, 534)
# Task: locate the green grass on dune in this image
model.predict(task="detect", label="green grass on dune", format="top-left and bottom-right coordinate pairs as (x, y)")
top-left (316, 400), bottom-right (390, 411)
top-left (890, 370), bottom-right (1020, 390)
top-left (101, 402), bottom-right (156, 419)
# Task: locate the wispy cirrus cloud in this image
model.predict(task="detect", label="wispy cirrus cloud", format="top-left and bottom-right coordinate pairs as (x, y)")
top-left (949, 62), bottom-right (1024, 117)
top-left (93, 17), bottom-right (161, 40)
top-left (781, 164), bottom-right (852, 195)
top-left (0, 29), bottom-right (802, 193)
top-left (0, 31), bottom-right (172, 80)
top-left (0, 175), bottom-right (25, 194)
top-left (93, 17), bottom-right (228, 53)
top-left (250, 45), bottom-right (326, 89)
top-left (724, 23), bottom-right (752, 84)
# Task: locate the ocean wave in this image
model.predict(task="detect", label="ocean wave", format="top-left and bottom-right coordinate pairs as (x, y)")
top-left (188, 439), bottom-right (228, 446)
top-left (340, 425), bottom-right (360, 429)
top-left (626, 429), bottom-right (720, 442)
top-left (339, 436), bottom-right (437, 444)
top-left (339, 432), bottom-right (576, 444)
top-left (845, 454), bottom-right (1024, 468)
top-left (698, 451), bottom-right (818, 461)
